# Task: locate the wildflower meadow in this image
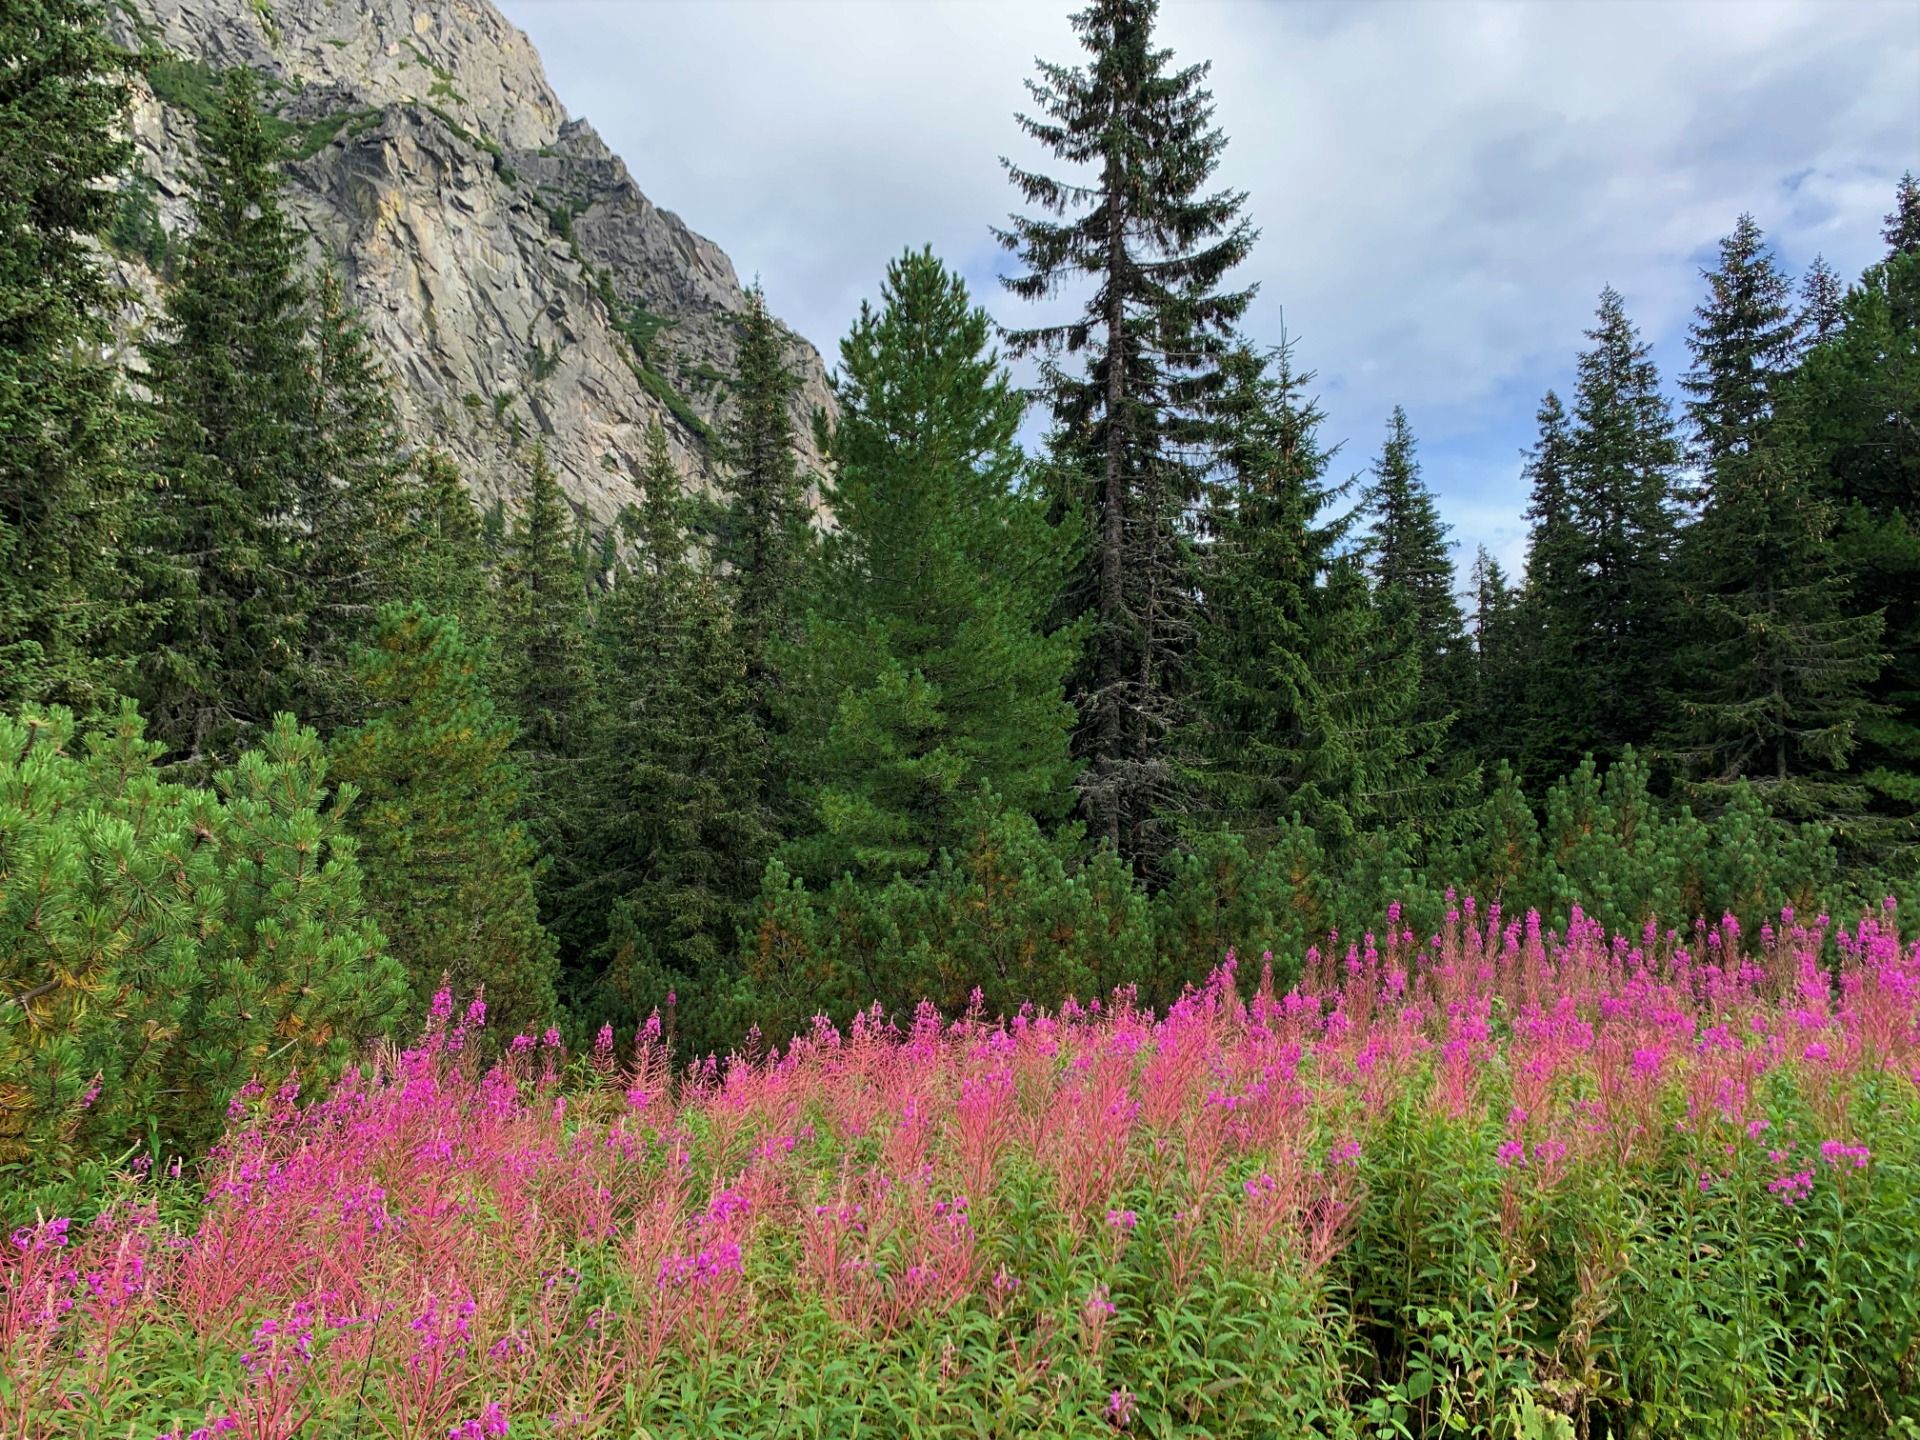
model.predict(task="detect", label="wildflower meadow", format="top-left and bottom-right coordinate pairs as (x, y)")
top-left (4, 900), bottom-right (1918, 1440)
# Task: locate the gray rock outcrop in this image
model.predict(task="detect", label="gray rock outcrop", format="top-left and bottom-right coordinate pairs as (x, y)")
top-left (104, 0), bottom-right (834, 529)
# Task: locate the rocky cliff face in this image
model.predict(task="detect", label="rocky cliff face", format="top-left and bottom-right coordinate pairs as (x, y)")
top-left (103, 0), bottom-right (833, 528)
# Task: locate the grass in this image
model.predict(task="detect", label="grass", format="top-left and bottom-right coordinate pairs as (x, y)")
top-left (606, 299), bottom-right (715, 443)
top-left (146, 55), bottom-right (379, 162)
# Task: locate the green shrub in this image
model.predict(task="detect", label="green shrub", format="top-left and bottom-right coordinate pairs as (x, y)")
top-left (742, 809), bottom-right (1155, 1037)
top-left (0, 703), bottom-right (404, 1203)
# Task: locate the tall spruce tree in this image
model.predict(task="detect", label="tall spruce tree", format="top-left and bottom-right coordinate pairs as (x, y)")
top-left (1663, 422), bottom-right (1884, 830)
top-left (330, 604), bottom-right (558, 1036)
top-left (1467, 546), bottom-right (1525, 772)
top-left (1799, 255), bottom-right (1845, 350)
top-left (556, 425), bottom-right (768, 1040)
top-left (496, 442), bottom-right (595, 934)
top-left (717, 284), bottom-right (810, 747)
top-left (997, 0), bottom-right (1256, 869)
top-left (1886, 171), bottom-right (1920, 259)
top-left (1182, 342), bottom-right (1368, 847)
top-left (1558, 288), bottom-right (1684, 772)
top-left (1510, 390), bottom-right (1587, 788)
top-left (299, 268), bottom-right (420, 730)
top-left (1363, 407), bottom-right (1473, 750)
top-left (783, 249), bottom-right (1077, 888)
top-left (498, 445), bottom-right (593, 765)
top-left (1682, 214), bottom-right (1797, 475)
top-left (1791, 242), bottom-right (1920, 869)
top-left (1313, 554), bottom-right (1450, 835)
top-left (404, 449), bottom-right (496, 646)
top-left (0, 1), bottom-right (141, 712)
top-left (137, 66), bottom-right (318, 764)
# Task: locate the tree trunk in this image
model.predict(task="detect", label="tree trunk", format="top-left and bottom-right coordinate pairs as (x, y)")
top-left (1099, 156), bottom-right (1127, 855)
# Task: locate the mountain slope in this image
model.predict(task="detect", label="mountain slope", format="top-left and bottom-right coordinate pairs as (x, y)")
top-left (103, 0), bottom-right (833, 528)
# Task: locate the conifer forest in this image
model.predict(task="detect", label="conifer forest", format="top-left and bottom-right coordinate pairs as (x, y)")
top-left (2, 0), bottom-right (1918, 1435)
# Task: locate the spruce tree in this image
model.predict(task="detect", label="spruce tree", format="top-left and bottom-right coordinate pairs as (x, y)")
top-left (1510, 390), bottom-right (1587, 788)
top-left (405, 449), bottom-right (496, 645)
top-left (717, 284), bottom-right (810, 744)
top-left (783, 249), bottom-right (1078, 888)
top-left (1791, 243), bottom-right (1920, 869)
top-left (137, 66), bottom-right (318, 764)
top-left (0, 0), bottom-right (141, 712)
top-left (556, 425), bottom-right (769, 1041)
top-left (298, 268), bottom-right (420, 730)
top-left (330, 604), bottom-right (558, 1036)
top-left (1182, 342), bottom-right (1367, 846)
top-left (1799, 255), bottom-right (1845, 349)
top-left (1559, 287), bottom-right (1684, 771)
top-left (997, 0), bottom-right (1256, 869)
top-left (495, 443), bottom-right (595, 940)
top-left (1312, 554), bottom-right (1450, 835)
top-left (1467, 546), bottom-right (1525, 772)
top-left (1886, 171), bottom-right (1920, 259)
top-left (1682, 214), bottom-right (1797, 475)
top-left (498, 445), bottom-right (593, 764)
top-left (1664, 424), bottom-right (1884, 830)
top-left (1363, 407), bottom-right (1473, 748)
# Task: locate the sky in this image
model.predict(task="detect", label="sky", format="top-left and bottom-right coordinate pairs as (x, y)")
top-left (496, 0), bottom-right (1920, 578)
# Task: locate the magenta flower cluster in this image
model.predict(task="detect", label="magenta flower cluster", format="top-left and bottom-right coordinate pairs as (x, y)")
top-left (0, 900), bottom-right (1911, 1437)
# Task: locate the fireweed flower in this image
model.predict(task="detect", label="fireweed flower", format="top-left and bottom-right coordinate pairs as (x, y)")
top-left (447, 1402), bottom-right (510, 1439)
top-left (1819, 1140), bottom-right (1871, 1169)
top-left (10, 1217), bottom-right (70, 1252)
top-left (1496, 1140), bottom-right (1526, 1168)
top-left (1769, 1170), bottom-right (1816, 1205)
top-left (1108, 1388), bottom-right (1137, 1427)
top-left (1106, 1208), bottom-right (1138, 1230)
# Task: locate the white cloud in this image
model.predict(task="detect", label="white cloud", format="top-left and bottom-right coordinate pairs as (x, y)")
top-left (498, 0), bottom-right (1920, 571)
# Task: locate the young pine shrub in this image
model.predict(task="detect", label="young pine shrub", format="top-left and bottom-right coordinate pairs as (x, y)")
top-left (0, 702), bottom-right (403, 1211)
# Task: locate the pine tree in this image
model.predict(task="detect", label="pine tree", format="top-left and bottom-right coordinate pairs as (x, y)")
top-left (1560, 287), bottom-right (1684, 771)
top-left (997, 0), bottom-right (1257, 869)
top-left (137, 66), bottom-right (318, 764)
top-left (1885, 171), bottom-right (1920, 259)
top-left (1364, 406), bottom-right (1473, 750)
top-left (1664, 422), bottom-right (1885, 829)
top-left (1, 703), bottom-right (404, 1174)
top-left (1182, 342), bottom-right (1369, 847)
top-left (556, 425), bottom-right (769, 1042)
top-left (717, 284), bottom-right (810, 744)
top-left (298, 268), bottom-right (420, 730)
top-left (783, 249), bottom-right (1078, 888)
top-left (0, 1), bottom-right (142, 712)
top-left (1799, 255), bottom-right (1845, 350)
top-left (329, 604), bottom-right (558, 1036)
top-left (1682, 214), bottom-right (1797, 475)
